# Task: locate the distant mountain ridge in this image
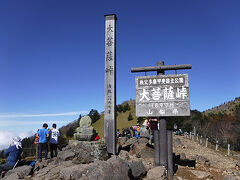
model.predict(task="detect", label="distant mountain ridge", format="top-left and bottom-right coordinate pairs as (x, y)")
top-left (204, 97), bottom-right (240, 114)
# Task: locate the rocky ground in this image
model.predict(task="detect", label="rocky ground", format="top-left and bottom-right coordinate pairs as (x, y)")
top-left (1, 135), bottom-right (240, 180)
top-left (173, 135), bottom-right (240, 180)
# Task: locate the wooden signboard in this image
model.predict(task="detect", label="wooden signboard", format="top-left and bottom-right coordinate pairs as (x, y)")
top-left (104, 14), bottom-right (117, 154)
top-left (135, 74), bottom-right (190, 117)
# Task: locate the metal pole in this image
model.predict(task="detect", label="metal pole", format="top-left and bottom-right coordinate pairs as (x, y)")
top-left (216, 141), bottom-right (218, 151)
top-left (154, 130), bottom-right (160, 165)
top-left (206, 138), bottom-right (208, 148)
top-left (167, 130), bottom-right (173, 179)
top-left (159, 119), bottom-right (167, 167)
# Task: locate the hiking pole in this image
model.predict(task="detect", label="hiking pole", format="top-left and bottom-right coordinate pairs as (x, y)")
top-left (13, 159), bottom-right (19, 169)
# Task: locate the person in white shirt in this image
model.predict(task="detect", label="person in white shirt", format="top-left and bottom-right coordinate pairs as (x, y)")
top-left (49, 124), bottom-right (60, 158)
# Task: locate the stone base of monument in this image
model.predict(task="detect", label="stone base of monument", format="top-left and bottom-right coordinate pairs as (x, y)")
top-left (68, 140), bottom-right (108, 163)
top-left (74, 126), bottom-right (95, 141)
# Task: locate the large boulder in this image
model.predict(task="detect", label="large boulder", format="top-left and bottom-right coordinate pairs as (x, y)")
top-left (56, 140), bottom-right (108, 164)
top-left (130, 138), bottom-right (154, 159)
top-left (57, 150), bottom-right (75, 161)
top-left (4, 165), bottom-right (32, 179)
top-left (128, 160), bottom-right (146, 179)
top-left (60, 156), bottom-right (131, 180)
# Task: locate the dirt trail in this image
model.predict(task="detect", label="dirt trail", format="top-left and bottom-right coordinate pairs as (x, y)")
top-left (173, 135), bottom-right (240, 180)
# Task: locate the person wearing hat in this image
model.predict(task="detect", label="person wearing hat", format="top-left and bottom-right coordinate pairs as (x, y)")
top-left (139, 120), bottom-right (150, 139)
top-left (0, 137), bottom-right (23, 172)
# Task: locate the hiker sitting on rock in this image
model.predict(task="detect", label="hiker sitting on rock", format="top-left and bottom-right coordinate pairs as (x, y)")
top-left (0, 137), bottom-right (23, 172)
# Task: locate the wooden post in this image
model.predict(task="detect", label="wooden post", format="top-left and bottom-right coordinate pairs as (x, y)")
top-left (200, 136), bottom-right (202, 144)
top-left (154, 130), bottom-right (160, 165)
top-left (216, 141), bottom-right (218, 151)
top-left (206, 138), bottom-right (208, 147)
top-left (167, 130), bottom-right (173, 179)
top-left (104, 14), bottom-right (117, 155)
top-left (159, 119), bottom-right (167, 167)
top-left (227, 144), bottom-right (230, 156)
top-left (157, 61), bottom-right (168, 168)
top-left (197, 134), bottom-right (199, 141)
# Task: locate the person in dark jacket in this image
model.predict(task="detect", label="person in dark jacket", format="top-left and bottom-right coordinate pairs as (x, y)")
top-left (0, 137), bottom-right (23, 172)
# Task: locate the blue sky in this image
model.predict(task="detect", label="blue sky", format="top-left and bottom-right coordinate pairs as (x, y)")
top-left (0, 0), bottom-right (239, 148)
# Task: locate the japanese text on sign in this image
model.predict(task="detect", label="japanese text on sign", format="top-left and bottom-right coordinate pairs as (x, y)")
top-left (135, 74), bottom-right (190, 117)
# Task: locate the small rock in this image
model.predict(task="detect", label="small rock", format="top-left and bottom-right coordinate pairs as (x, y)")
top-left (223, 175), bottom-right (240, 180)
top-left (180, 153), bottom-right (186, 160)
top-left (190, 170), bottom-right (212, 179)
top-left (119, 150), bottom-right (130, 161)
top-left (194, 155), bottom-right (209, 163)
top-left (118, 137), bottom-right (128, 145)
top-left (146, 166), bottom-right (166, 180)
top-left (173, 138), bottom-right (183, 147)
top-left (174, 176), bottom-right (183, 180)
top-left (122, 137), bottom-right (138, 148)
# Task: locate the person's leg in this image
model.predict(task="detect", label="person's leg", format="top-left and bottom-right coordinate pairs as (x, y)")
top-left (50, 143), bottom-right (53, 158)
top-left (44, 143), bottom-right (48, 159)
top-left (1, 163), bottom-right (13, 171)
top-left (54, 144), bottom-right (58, 157)
top-left (38, 143), bottom-right (43, 161)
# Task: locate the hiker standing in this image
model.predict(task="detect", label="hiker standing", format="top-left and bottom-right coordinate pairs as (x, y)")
top-left (0, 137), bottom-right (23, 172)
top-left (49, 123), bottom-right (60, 158)
top-left (34, 129), bottom-right (39, 159)
top-left (37, 123), bottom-right (49, 161)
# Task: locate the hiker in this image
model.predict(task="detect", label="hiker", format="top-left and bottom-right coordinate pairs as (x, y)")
top-left (132, 124), bottom-right (140, 138)
top-left (94, 133), bottom-right (100, 141)
top-left (122, 128), bottom-right (132, 138)
top-left (0, 137), bottom-right (23, 172)
top-left (116, 129), bottom-right (121, 138)
top-left (37, 123), bottom-right (49, 161)
top-left (34, 129), bottom-right (39, 158)
top-left (49, 123), bottom-right (60, 158)
top-left (149, 118), bottom-right (158, 143)
top-left (139, 121), bottom-right (150, 139)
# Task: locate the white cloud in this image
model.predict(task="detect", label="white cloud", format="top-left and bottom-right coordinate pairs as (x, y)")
top-left (0, 120), bottom-right (76, 127)
top-left (0, 111), bottom-right (88, 119)
top-left (0, 131), bottom-right (34, 150)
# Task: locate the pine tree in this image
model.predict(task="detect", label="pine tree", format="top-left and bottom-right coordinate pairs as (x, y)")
top-left (128, 112), bottom-right (133, 121)
top-left (88, 109), bottom-right (100, 123)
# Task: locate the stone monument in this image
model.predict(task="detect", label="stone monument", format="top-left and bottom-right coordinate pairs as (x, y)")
top-left (74, 116), bottom-right (96, 141)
